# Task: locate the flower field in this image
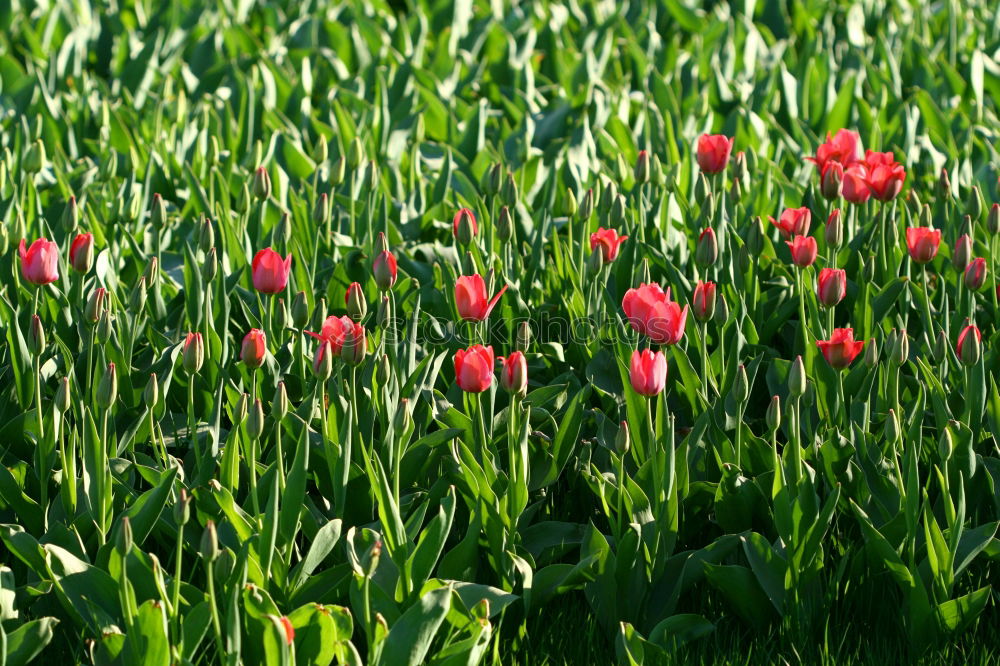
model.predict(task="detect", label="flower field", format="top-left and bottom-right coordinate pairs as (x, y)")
top-left (3, 0), bottom-right (1000, 664)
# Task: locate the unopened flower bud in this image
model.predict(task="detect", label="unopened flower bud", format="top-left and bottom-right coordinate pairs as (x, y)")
top-left (97, 362), bottom-right (117, 410)
top-left (144, 373), bottom-right (159, 409)
top-left (24, 139), bottom-right (45, 174)
top-left (143, 256), bottom-right (159, 287)
top-left (342, 325), bottom-right (367, 367)
top-left (988, 203), bottom-right (1000, 235)
top-left (890, 329), bottom-right (909, 366)
top-left (788, 355), bottom-right (807, 399)
top-left (747, 216), bottom-right (765, 254)
top-left (62, 196), bottom-right (79, 232)
top-left (55, 376), bottom-right (71, 413)
top-left (129, 277), bottom-right (147, 314)
top-left (578, 188), bottom-right (595, 221)
top-left (937, 168), bottom-right (951, 200)
top-left (634, 150), bottom-right (650, 184)
top-left (933, 330), bottom-right (949, 365)
top-left (864, 338), bottom-right (878, 367)
top-left (967, 185), bottom-right (983, 221)
top-left (766, 395), bottom-right (781, 432)
top-left (347, 137), bottom-right (364, 169)
top-left (732, 364), bottom-right (749, 403)
top-left (252, 166), bottom-right (271, 200)
top-left (497, 206), bottom-right (513, 242)
top-left (393, 398), bottom-right (412, 434)
top-left (938, 427), bottom-right (954, 460)
top-left (377, 295), bottom-right (392, 329)
top-left (825, 209), bottom-right (843, 249)
top-left (313, 340), bottom-right (333, 380)
top-left (564, 189), bottom-right (578, 218)
top-left (200, 520), bottom-right (219, 562)
top-left (28, 314), bottom-right (45, 356)
top-left (311, 297), bottom-right (328, 331)
top-left (501, 173), bottom-right (518, 207)
top-left (291, 291), bottom-right (309, 329)
top-left (376, 354), bottom-right (390, 385)
top-left (586, 248), bottom-right (604, 276)
top-left (182, 333), bottom-right (204, 374)
top-left (272, 382), bottom-right (288, 420)
top-left (247, 399), bottom-right (265, 440)
top-left (345, 282), bottom-right (367, 322)
top-left (117, 516), bottom-right (133, 555)
top-left (198, 219), bottom-right (214, 253)
top-left (96, 309), bottom-right (113, 344)
top-left (615, 421), bottom-right (630, 455)
top-left (330, 156), bottom-right (346, 186)
top-left (237, 182), bottom-right (251, 214)
top-left (202, 248), bottom-right (217, 283)
top-left (174, 489), bottom-right (191, 527)
top-left (885, 409), bottom-right (901, 444)
top-left (964, 257), bottom-right (987, 291)
top-left (713, 293), bottom-right (729, 326)
top-left (516, 321), bottom-right (532, 352)
top-left (695, 228), bottom-right (718, 267)
top-left (953, 234), bottom-right (972, 271)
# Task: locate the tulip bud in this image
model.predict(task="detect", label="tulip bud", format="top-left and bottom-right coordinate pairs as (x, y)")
top-left (695, 228), bottom-right (718, 267)
top-left (825, 210), bottom-right (843, 249)
top-left (501, 173), bottom-right (518, 207)
top-left (615, 421), bottom-right (630, 455)
top-left (609, 194), bottom-right (626, 227)
top-left (347, 137), bottom-right (364, 169)
top-left (330, 155), bottom-right (346, 186)
top-left (311, 297), bottom-right (328, 331)
top-left (699, 191), bottom-right (715, 225)
top-left (732, 364), bottom-right (749, 403)
top-left (312, 193), bottom-right (330, 227)
top-left (376, 354), bottom-right (390, 385)
top-left (586, 248), bottom-right (604, 276)
top-left (890, 329), bottom-right (908, 366)
top-left (579, 188), bottom-right (595, 221)
top-left (695, 174), bottom-right (711, 204)
top-left (346, 283), bottom-right (367, 322)
top-left (863, 255), bottom-right (876, 282)
top-left (967, 185), bottom-right (983, 221)
top-left (70, 233), bottom-right (94, 274)
top-left (312, 138), bottom-right (328, 165)
top-left (600, 180), bottom-right (617, 216)
top-left (615, 154), bottom-right (629, 183)
top-left (234, 393), bottom-right (248, 424)
top-left (987, 203), bottom-right (1000, 235)
top-left (864, 338), bottom-right (879, 367)
top-left (272, 382), bottom-right (289, 420)
top-left (564, 189), bottom-right (578, 218)
top-left (937, 168), bottom-right (951, 200)
top-left (746, 216), bottom-right (765, 254)
top-left (373, 251), bottom-right (397, 291)
top-left (247, 399), bottom-right (265, 440)
top-left (200, 247), bottom-right (218, 282)
top-left (273, 297), bottom-right (288, 333)
top-left (276, 212), bottom-right (292, 246)
top-left (54, 376), bottom-right (71, 413)
top-left (907, 190), bottom-right (923, 217)
top-left (96, 309), bottom-right (113, 344)
top-left (198, 219), bottom-right (214, 253)
top-left (885, 409), bottom-right (901, 444)
top-left (208, 136), bottom-right (221, 166)
top-left (454, 209), bottom-right (476, 246)
top-left (962, 214), bottom-right (974, 238)
top-left (958, 327), bottom-right (981, 366)
top-left (62, 196), bottom-right (80, 232)
top-left (200, 520), bottom-right (219, 562)
top-left (634, 150), bottom-right (650, 184)
top-left (237, 182), bottom-right (251, 214)
top-left (97, 363), bottom-right (117, 410)
top-left (953, 234), bottom-right (972, 271)
top-left (183, 333), bottom-right (204, 374)
top-left (313, 341), bottom-right (333, 380)
top-left (737, 244), bottom-right (751, 273)
top-left (117, 516), bottom-right (133, 555)
top-left (497, 206), bottom-right (513, 242)
top-left (144, 256), bottom-right (159, 287)
top-left (820, 162), bottom-right (843, 200)
top-left (252, 166), bottom-right (271, 200)
top-left (24, 139), bottom-right (45, 174)
top-left (766, 395), bottom-right (781, 433)
top-left (932, 330), bottom-right (949, 365)
top-left (174, 489), bottom-right (191, 527)
top-left (291, 291), bottom-right (309, 329)
top-left (144, 373), bottom-right (159, 409)
top-left (342, 326), bottom-right (367, 367)
top-left (485, 163), bottom-right (503, 196)
top-left (517, 321), bottom-right (532, 352)
top-left (788, 355), bottom-right (806, 398)
top-left (393, 398), bottom-right (412, 434)
top-left (28, 314), bottom-right (45, 356)
top-left (713, 293), bottom-right (729, 326)
top-left (377, 295), bottom-right (393, 330)
top-left (964, 257), bottom-right (987, 291)
top-left (938, 427), bottom-right (954, 460)
top-left (129, 277), bottom-right (147, 315)
top-left (914, 206), bottom-right (931, 232)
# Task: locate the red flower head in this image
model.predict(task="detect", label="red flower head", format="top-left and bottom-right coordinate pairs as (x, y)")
top-left (842, 163), bottom-right (871, 204)
top-left (499, 351), bottom-right (528, 397)
top-left (807, 129), bottom-right (862, 172)
top-left (589, 227), bottom-right (628, 262)
top-left (251, 248), bottom-right (292, 294)
top-left (964, 257), bottom-right (987, 291)
top-left (373, 250), bottom-right (397, 291)
top-left (18, 238), bottom-right (60, 285)
top-left (70, 233), bottom-right (95, 274)
top-left (769, 207), bottom-right (812, 239)
top-left (454, 344), bottom-right (495, 393)
top-left (622, 283), bottom-right (689, 345)
top-left (453, 208), bottom-right (478, 244)
top-left (905, 227), bottom-right (941, 264)
top-left (305, 315), bottom-right (355, 356)
top-left (629, 349), bottom-right (668, 397)
top-left (241, 329), bottom-right (267, 368)
top-left (786, 235), bottom-right (818, 267)
top-left (956, 324), bottom-right (982, 364)
top-left (864, 150), bottom-right (906, 201)
top-left (455, 275), bottom-right (508, 322)
top-left (820, 161), bottom-right (844, 200)
top-left (817, 268), bottom-right (847, 308)
top-left (696, 134), bottom-right (734, 174)
top-left (817, 327), bottom-right (865, 369)
top-left (692, 281), bottom-right (716, 323)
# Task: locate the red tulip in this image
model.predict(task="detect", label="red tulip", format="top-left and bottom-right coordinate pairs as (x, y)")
top-left (820, 161), bottom-right (844, 200)
top-left (18, 238), bottom-right (59, 285)
top-left (622, 283), bottom-right (689, 345)
top-left (589, 227), bottom-right (628, 262)
top-left (629, 349), bottom-right (668, 397)
top-left (696, 134), bottom-right (734, 174)
top-left (817, 268), bottom-right (846, 307)
top-left (341, 322), bottom-right (367, 366)
top-left (455, 275), bottom-right (507, 322)
top-left (692, 281), bottom-right (716, 323)
top-left (842, 163), bottom-right (871, 204)
top-left (905, 227), bottom-right (941, 264)
top-left (956, 324), bottom-right (982, 365)
top-left (454, 344), bottom-right (495, 393)
top-left (373, 250), bottom-right (397, 291)
top-left (499, 351), bottom-right (528, 396)
top-left (964, 257), bottom-right (987, 291)
top-left (241, 329), bottom-right (267, 368)
top-left (825, 209), bottom-right (843, 248)
top-left (306, 315), bottom-right (355, 357)
top-left (769, 207), bottom-right (811, 238)
top-left (70, 233), bottom-right (94, 274)
top-left (182, 332), bottom-right (204, 374)
top-left (453, 208), bottom-right (477, 244)
top-left (807, 129), bottom-right (861, 172)
top-left (816, 327), bottom-right (865, 369)
top-left (786, 235), bottom-right (818, 267)
top-left (864, 150), bottom-right (906, 201)
top-left (251, 248), bottom-right (292, 294)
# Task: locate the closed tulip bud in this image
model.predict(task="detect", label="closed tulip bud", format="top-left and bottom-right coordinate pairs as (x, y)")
top-left (766, 395), bottom-right (781, 432)
top-left (62, 196), bottom-right (80, 232)
top-left (241, 329), bottom-right (266, 368)
top-left (816, 268), bottom-right (846, 308)
top-left (956, 324), bottom-right (981, 366)
top-left (609, 194), bottom-right (627, 227)
top-left (967, 185), bottom-right (983, 221)
top-left (885, 329), bottom-right (898, 356)
top-left (237, 182), bottom-right (251, 214)
top-left (953, 234), bottom-right (972, 271)
top-left (933, 330), bottom-right (949, 365)
top-left (729, 178), bottom-right (743, 206)
top-left (695, 173), bottom-right (711, 204)
top-left (885, 409), bottom-right (901, 444)
top-left (937, 168), bottom-right (951, 200)
top-left (117, 516), bottom-right (133, 555)
top-left (586, 247), bottom-right (604, 276)
top-left (864, 338), bottom-right (879, 367)
top-left (600, 180), bottom-right (617, 216)
top-left (346, 282), bottom-right (367, 322)
top-left (517, 321), bottom-right (531, 352)
top-left (342, 324), bottom-right (367, 367)
top-left (311, 297), bottom-right (328, 331)
top-left (291, 291), bottom-right (309, 329)
top-left (393, 398), bottom-right (412, 434)
top-left (713, 293), bottom-right (729, 326)
top-left (274, 298), bottom-right (288, 332)
top-left (501, 173), bottom-right (518, 206)
top-left (615, 421), bottom-right (630, 455)
top-left (24, 139), bottom-right (45, 174)
top-left (825, 209), bottom-right (843, 249)
top-left (863, 255), bottom-right (876, 282)
top-left (938, 427), bottom-right (954, 460)
top-left (252, 166), bottom-right (271, 200)
top-left (962, 214), bottom-right (974, 238)
top-left (497, 206), bottom-right (513, 242)
top-left (272, 382), bottom-right (288, 420)
top-left (376, 354), bottom-right (390, 385)
top-left (174, 489), bottom-right (191, 526)
top-left (208, 136), bottom-right (221, 165)
top-left (500, 351), bottom-right (528, 397)
top-left (692, 281), bottom-right (716, 323)
top-left (634, 150), bottom-right (650, 184)
top-left (699, 191), bottom-right (715, 226)
top-left (987, 202), bottom-right (1000, 234)
top-left (331, 155), bottom-right (346, 186)
top-left (964, 257), bottom-right (987, 291)
top-left (312, 138), bottom-right (327, 165)
top-left (564, 188), bottom-right (578, 218)
top-left (129, 277), bottom-right (147, 314)
top-left (233, 393), bottom-right (248, 425)
top-left (616, 153), bottom-right (629, 183)
top-left (182, 333), bottom-right (204, 374)
top-left (453, 208), bottom-right (477, 246)
top-left (890, 329), bottom-right (908, 366)
top-left (96, 309), bottom-right (113, 344)
top-left (313, 193), bottom-right (330, 226)
top-left (28, 314), bottom-right (45, 356)
top-left (143, 256), bottom-right (159, 287)
top-left (737, 244), bottom-right (751, 273)
top-left (732, 364), bottom-right (749, 403)
top-left (69, 233), bottom-right (94, 274)
top-left (200, 521), bottom-right (219, 562)
top-left (788, 355), bottom-right (807, 398)
top-left (373, 240), bottom-right (398, 291)
top-left (485, 163), bottom-right (503, 196)
top-left (733, 151), bottom-right (747, 182)
top-left (579, 188), bottom-right (595, 221)
top-left (347, 136), bottom-right (364, 169)
top-left (747, 216), bottom-right (765, 254)
top-left (377, 295), bottom-right (392, 329)
top-left (695, 227), bottom-right (718, 267)
top-left (276, 213), bottom-right (292, 245)
top-left (313, 340), bottom-right (333, 380)
top-left (247, 399), bottom-right (265, 440)
top-left (907, 190), bottom-right (923, 217)
top-left (820, 161), bottom-right (844, 200)
top-left (196, 220), bottom-right (213, 254)
top-left (144, 373), bottom-right (159, 409)
top-left (202, 248), bottom-right (217, 282)
top-left (363, 160), bottom-right (378, 192)
top-left (97, 362), bottom-right (117, 409)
